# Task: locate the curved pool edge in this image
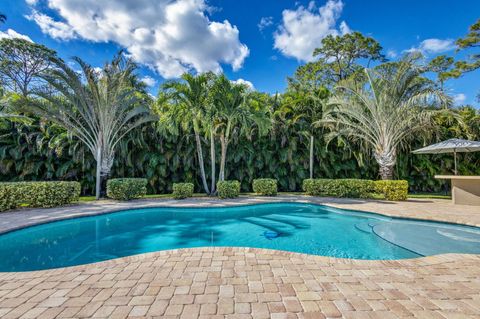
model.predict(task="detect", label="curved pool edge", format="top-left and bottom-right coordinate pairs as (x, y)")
top-left (1, 196), bottom-right (479, 236)
top-left (0, 196), bottom-right (479, 274)
top-left (1, 246), bottom-right (478, 276)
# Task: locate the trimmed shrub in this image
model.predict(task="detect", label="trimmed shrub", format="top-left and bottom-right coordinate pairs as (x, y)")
top-left (303, 178), bottom-right (408, 201)
top-left (0, 183), bottom-right (20, 211)
top-left (217, 180), bottom-right (240, 199)
top-left (252, 178), bottom-right (278, 196)
top-left (302, 179), bottom-right (375, 198)
top-left (172, 183), bottom-right (194, 199)
top-left (375, 180), bottom-right (409, 201)
top-left (0, 181), bottom-right (81, 212)
top-left (107, 178), bottom-right (147, 201)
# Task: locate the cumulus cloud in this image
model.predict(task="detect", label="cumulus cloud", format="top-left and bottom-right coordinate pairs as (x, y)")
top-left (0, 29), bottom-right (33, 42)
top-left (274, 0), bottom-right (349, 62)
top-left (453, 93), bottom-right (466, 105)
top-left (406, 38), bottom-right (456, 55)
top-left (258, 16), bottom-right (273, 31)
top-left (141, 75), bottom-right (157, 87)
top-left (232, 78), bottom-right (254, 90)
top-left (26, 11), bottom-right (76, 40)
top-left (420, 38), bottom-right (455, 53)
top-left (26, 0), bottom-right (249, 79)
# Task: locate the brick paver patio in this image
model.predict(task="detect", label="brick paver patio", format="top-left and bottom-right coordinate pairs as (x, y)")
top-left (0, 197), bottom-right (479, 318)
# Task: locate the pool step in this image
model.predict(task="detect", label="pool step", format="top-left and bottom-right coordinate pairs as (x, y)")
top-left (355, 222), bottom-right (373, 233)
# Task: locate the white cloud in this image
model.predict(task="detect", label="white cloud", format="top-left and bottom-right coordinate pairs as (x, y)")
top-left (386, 49), bottom-right (397, 59)
top-left (26, 11), bottom-right (76, 40)
top-left (339, 21), bottom-right (350, 35)
top-left (258, 16), bottom-right (273, 31)
top-left (453, 93), bottom-right (466, 105)
top-left (420, 38), bottom-right (455, 53)
top-left (0, 29), bottom-right (33, 42)
top-left (141, 75), bottom-right (157, 87)
top-left (26, 0), bottom-right (249, 79)
top-left (274, 0), bottom-right (348, 62)
top-left (405, 38), bottom-right (456, 55)
top-left (232, 78), bottom-right (254, 90)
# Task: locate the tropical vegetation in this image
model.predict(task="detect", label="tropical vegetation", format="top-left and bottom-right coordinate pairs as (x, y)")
top-left (0, 19), bottom-right (479, 201)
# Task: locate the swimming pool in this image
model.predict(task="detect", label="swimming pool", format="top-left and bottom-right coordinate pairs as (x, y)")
top-left (1, 202), bottom-right (479, 271)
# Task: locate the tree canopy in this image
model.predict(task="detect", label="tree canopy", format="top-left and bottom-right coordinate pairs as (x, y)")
top-left (0, 26), bottom-right (478, 197)
top-left (0, 38), bottom-right (57, 96)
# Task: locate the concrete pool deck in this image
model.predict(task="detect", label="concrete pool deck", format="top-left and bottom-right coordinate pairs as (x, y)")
top-left (0, 196), bottom-right (479, 318)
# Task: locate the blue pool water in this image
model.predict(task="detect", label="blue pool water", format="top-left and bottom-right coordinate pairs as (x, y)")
top-left (1, 203), bottom-right (480, 271)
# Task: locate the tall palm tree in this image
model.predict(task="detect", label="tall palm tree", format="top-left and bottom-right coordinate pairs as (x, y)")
top-left (284, 86), bottom-right (328, 179)
top-left (212, 75), bottom-right (270, 181)
top-left (26, 55), bottom-right (156, 199)
top-left (162, 73), bottom-right (211, 194)
top-left (323, 54), bottom-right (448, 180)
top-left (204, 94), bottom-right (221, 194)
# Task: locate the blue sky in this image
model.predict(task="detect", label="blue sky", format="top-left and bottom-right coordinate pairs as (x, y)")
top-left (1, 0), bottom-right (479, 107)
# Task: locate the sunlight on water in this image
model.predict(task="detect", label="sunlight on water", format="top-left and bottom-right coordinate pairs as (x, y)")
top-left (0, 203), bottom-right (479, 271)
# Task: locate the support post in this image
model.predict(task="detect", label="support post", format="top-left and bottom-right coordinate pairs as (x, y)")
top-left (454, 150), bottom-right (457, 176)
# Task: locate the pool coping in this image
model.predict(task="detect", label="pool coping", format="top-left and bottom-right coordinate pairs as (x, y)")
top-left (1, 247), bottom-right (476, 279)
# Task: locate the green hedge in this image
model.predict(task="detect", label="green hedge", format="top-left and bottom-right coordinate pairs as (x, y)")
top-left (107, 178), bottom-right (147, 200)
top-left (302, 179), bottom-right (375, 198)
top-left (252, 178), bottom-right (278, 196)
top-left (375, 180), bottom-right (409, 201)
top-left (217, 180), bottom-right (240, 199)
top-left (303, 178), bottom-right (408, 201)
top-left (172, 183), bottom-right (194, 199)
top-left (0, 181), bottom-right (81, 212)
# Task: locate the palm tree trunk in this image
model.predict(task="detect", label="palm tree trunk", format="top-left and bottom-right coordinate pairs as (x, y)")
top-left (194, 127), bottom-right (210, 194)
top-left (309, 134), bottom-right (314, 179)
top-left (379, 164), bottom-right (394, 180)
top-left (210, 128), bottom-right (216, 194)
top-left (219, 133), bottom-right (227, 181)
top-left (375, 150), bottom-right (396, 180)
top-left (95, 146), bottom-right (102, 200)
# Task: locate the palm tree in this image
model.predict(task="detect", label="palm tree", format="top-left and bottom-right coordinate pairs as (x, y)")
top-left (323, 54), bottom-right (448, 180)
top-left (284, 86), bottom-right (328, 179)
top-left (0, 13), bottom-right (6, 24)
top-left (212, 75), bottom-right (270, 181)
top-left (26, 55), bottom-right (156, 199)
top-left (204, 95), bottom-right (221, 194)
top-left (162, 73), bottom-right (211, 194)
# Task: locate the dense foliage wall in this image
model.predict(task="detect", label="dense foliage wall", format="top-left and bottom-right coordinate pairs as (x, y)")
top-left (1, 106), bottom-right (479, 195)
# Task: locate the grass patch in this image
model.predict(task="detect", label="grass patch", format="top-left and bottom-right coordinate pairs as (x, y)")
top-left (78, 191), bottom-right (451, 202)
top-left (408, 193), bottom-right (451, 200)
top-left (78, 196), bottom-right (96, 202)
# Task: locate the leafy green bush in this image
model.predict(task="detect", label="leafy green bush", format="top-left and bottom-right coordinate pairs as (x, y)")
top-left (217, 180), bottom-right (240, 199)
top-left (302, 179), bottom-right (375, 198)
top-left (303, 178), bottom-right (408, 201)
top-left (172, 183), bottom-right (194, 199)
top-left (375, 180), bottom-right (409, 201)
top-left (107, 178), bottom-right (147, 200)
top-left (0, 183), bottom-right (19, 211)
top-left (0, 181), bottom-right (81, 211)
top-left (252, 178), bottom-right (278, 196)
